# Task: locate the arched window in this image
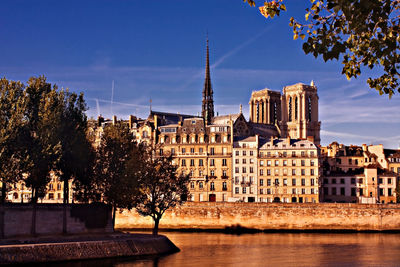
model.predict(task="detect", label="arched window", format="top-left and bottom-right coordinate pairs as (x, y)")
top-left (256, 102), bottom-right (260, 122)
top-left (261, 101), bottom-right (264, 123)
top-left (288, 97), bottom-right (292, 122)
top-left (295, 96), bottom-right (298, 120)
top-left (308, 96), bottom-right (312, 121)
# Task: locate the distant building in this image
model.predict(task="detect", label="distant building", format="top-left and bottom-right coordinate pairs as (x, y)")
top-left (258, 138), bottom-right (320, 203)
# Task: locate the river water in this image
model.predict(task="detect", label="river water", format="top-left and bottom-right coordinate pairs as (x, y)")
top-left (49, 232), bottom-right (400, 267)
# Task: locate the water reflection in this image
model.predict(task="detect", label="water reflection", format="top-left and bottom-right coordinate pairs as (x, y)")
top-left (116, 232), bottom-right (400, 267)
top-left (45, 232), bottom-right (400, 267)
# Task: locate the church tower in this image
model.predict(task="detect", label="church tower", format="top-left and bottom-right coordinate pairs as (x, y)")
top-left (202, 38), bottom-right (214, 124)
top-left (280, 82), bottom-right (321, 145)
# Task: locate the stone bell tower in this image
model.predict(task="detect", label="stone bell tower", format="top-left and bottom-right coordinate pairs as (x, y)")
top-left (280, 81), bottom-right (321, 145)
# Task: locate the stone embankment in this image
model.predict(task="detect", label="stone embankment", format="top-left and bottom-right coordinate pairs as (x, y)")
top-left (0, 233), bottom-right (179, 264)
top-left (116, 202), bottom-right (400, 231)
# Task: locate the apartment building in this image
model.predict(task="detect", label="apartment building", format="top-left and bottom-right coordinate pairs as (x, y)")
top-left (257, 138), bottom-right (320, 203)
top-left (232, 136), bottom-right (259, 202)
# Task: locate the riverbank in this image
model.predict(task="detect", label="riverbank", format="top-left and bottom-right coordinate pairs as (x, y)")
top-left (116, 202), bottom-right (400, 231)
top-left (0, 232), bottom-right (179, 264)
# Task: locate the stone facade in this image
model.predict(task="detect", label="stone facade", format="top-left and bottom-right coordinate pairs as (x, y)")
top-left (116, 202), bottom-right (400, 231)
top-left (258, 138), bottom-right (319, 203)
top-left (248, 82), bottom-right (321, 145)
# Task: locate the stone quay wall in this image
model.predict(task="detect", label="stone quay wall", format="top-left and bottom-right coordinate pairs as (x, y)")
top-left (0, 234), bottom-right (178, 264)
top-left (116, 202), bottom-right (400, 231)
top-left (0, 203), bottom-right (113, 238)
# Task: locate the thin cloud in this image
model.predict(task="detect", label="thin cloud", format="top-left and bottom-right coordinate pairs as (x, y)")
top-left (177, 28), bottom-right (271, 91)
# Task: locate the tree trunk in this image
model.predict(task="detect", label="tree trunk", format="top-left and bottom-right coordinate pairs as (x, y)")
top-left (0, 204), bottom-right (4, 239)
top-left (30, 188), bottom-right (37, 236)
top-left (153, 217), bottom-right (160, 235)
top-left (112, 205), bottom-right (116, 230)
top-left (62, 178), bottom-right (69, 234)
top-left (1, 180), bottom-right (6, 204)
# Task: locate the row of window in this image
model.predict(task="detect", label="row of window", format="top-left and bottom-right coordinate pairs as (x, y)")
top-left (234, 187), bottom-right (316, 195)
top-left (234, 150), bottom-right (316, 157)
top-left (188, 169), bottom-right (228, 178)
top-left (260, 159), bottom-right (315, 167)
top-left (234, 150), bottom-right (255, 156)
top-left (259, 178), bottom-right (316, 187)
top-left (234, 158), bottom-right (256, 164)
top-left (324, 177), bottom-right (394, 185)
top-left (160, 134), bottom-right (230, 144)
top-left (389, 167), bottom-right (400, 173)
top-left (190, 182), bottom-right (228, 191)
top-left (259, 150), bottom-right (315, 157)
top-left (258, 168), bottom-right (316, 176)
top-left (323, 187), bottom-right (394, 197)
top-left (177, 147), bottom-right (230, 155)
top-left (182, 158), bottom-right (228, 167)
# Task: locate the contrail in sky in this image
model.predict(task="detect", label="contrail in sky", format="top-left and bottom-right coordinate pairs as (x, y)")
top-left (111, 80), bottom-right (114, 115)
top-left (178, 27), bottom-right (270, 91)
top-left (96, 98), bottom-right (101, 117)
top-left (88, 97), bottom-right (148, 108)
top-left (211, 27), bottom-right (270, 69)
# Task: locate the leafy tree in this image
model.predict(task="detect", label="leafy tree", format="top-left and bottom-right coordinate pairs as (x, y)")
top-left (77, 123), bottom-right (140, 227)
top-left (22, 76), bottom-right (61, 204)
top-left (245, 0), bottom-right (400, 96)
top-left (0, 78), bottom-right (26, 203)
top-left (49, 89), bottom-right (94, 234)
top-left (134, 149), bottom-right (190, 235)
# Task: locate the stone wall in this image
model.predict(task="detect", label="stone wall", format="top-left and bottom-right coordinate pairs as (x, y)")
top-left (0, 203), bottom-right (113, 238)
top-left (116, 202), bottom-right (400, 231)
top-left (0, 234), bottom-right (179, 264)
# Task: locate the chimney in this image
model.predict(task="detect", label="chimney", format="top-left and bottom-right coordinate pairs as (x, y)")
top-left (112, 115), bottom-right (117, 125)
top-left (97, 115), bottom-right (104, 127)
top-left (154, 115), bottom-right (158, 129)
top-left (270, 136), bottom-right (274, 145)
top-left (129, 115), bottom-right (135, 129)
top-left (362, 144), bottom-right (367, 151)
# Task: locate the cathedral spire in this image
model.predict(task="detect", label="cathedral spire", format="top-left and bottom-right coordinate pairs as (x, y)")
top-left (202, 37), bottom-right (214, 124)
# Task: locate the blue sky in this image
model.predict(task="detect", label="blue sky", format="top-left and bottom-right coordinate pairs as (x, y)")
top-left (1, 0), bottom-right (399, 148)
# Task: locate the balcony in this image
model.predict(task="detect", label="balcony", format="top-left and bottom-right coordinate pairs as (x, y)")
top-left (176, 152), bottom-right (207, 157)
top-left (221, 175), bottom-right (229, 179)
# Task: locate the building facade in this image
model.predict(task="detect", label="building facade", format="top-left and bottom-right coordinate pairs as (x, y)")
top-left (258, 138), bottom-right (320, 203)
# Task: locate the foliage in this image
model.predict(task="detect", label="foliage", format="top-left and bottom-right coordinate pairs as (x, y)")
top-left (76, 123), bottom-right (141, 224)
top-left (22, 76), bottom-right (62, 203)
top-left (0, 78), bottom-right (26, 203)
top-left (134, 149), bottom-right (190, 235)
top-left (54, 89), bottom-right (92, 204)
top-left (244, 0), bottom-right (400, 97)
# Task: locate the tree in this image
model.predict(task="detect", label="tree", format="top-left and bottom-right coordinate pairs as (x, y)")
top-left (245, 0), bottom-right (400, 97)
top-left (134, 149), bottom-right (190, 235)
top-left (22, 76), bottom-right (61, 204)
top-left (76, 123), bottom-right (140, 228)
top-left (51, 89), bottom-right (93, 234)
top-left (0, 78), bottom-right (26, 204)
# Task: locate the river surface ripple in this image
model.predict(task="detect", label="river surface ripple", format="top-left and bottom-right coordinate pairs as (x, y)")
top-left (119, 232), bottom-right (400, 267)
top-left (46, 232), bottom-right (400, 267)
